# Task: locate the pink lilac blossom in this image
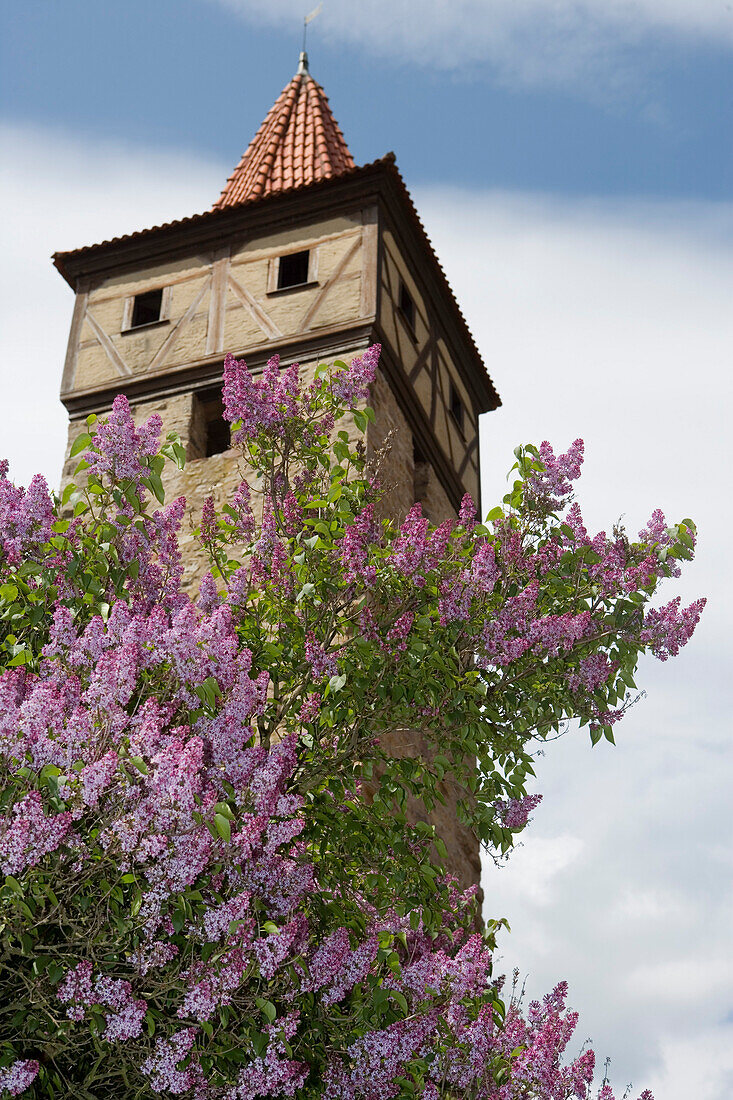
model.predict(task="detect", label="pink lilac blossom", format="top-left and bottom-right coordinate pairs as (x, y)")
top-left (281, 490), bottom-right (303, 537)
top-left (255, 914), bottom-right (308, 978)
top-left (0, 1059), bottom-right (40, 1096)
top-left (385, 612), bottom-right (414, 654)
top-left (225, 1012), bottom-right (307, 1100)
top-left (88, 395), bottom-right (161, 482)
top-left (200, 495), bottom-right (218, 550)
top-left (641, 596), bottom-right (707, 661)
top-left (57, 963), bottom-right (147, 1041)
top-left (298, 693), bottom-right (321, 724)
top-left (525, 438), bottom-right (584, 512)
top-left (304, 634), bottom-right (337, 680)
top-left (568, 654), bottom-right (617, 695)
top-left (250, 501), bottom-right (293, 595)
top-left (458, 492), bottom-right (477, 529)
top-left (340, 504), bottom-right (378, 586)
top-left (302, 928), bottom-right (351, 992)
top-left (198, 571), bottom-right (221, 613)
top-left (0, 791), bottom-right (72, 875)
top-left (178, 948), bottom-right (250, 1021)
top-left (321, 935), bottom-right (379, 1006)
top-left (329, 344), bottom-right (381, 407)
top-left (141, 1028), bottom-right (206, 1095)
top-left (392, 505), bottom-right (453, 587)
top-left (130, 940), bottom-right (180, 976)
top-left (496, 794), bottom-right (543, 829)
top-left (228, 479), bottom-right (256, 541)
top-left (0, 465), bottom-right (55, 565)
top-left (223, 353), bottom-right (301, 441)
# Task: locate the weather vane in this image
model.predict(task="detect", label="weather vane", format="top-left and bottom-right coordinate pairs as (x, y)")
top-left (300, 3), bottom-right (322, 67)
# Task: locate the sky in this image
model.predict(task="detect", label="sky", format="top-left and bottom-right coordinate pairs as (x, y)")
top-left (1, 2), bottom-right (732, 1098)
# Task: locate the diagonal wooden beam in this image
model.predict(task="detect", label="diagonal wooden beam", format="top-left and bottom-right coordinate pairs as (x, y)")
top-left (227, 273), bottom-right (282, 340)
top-left (300, 236), bottom-right (362, 331)
top-left (150, 278), bottom-right (210, 373)
top-left (85, 308), bottom-right (131, 377)
top-left (408, 334), bottom-right (434, 382)
top-left (458, 435), bottom-right (478, 478)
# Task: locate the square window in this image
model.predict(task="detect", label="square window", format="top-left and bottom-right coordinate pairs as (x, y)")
top-left (449, 382), bottom-right (465, 433)
top-left (130, 288), bottom-right (164, 328)
top-left (277, 250), bottom-right (310, 290)
top-left (190, 391), bottom-right (231, 459)
top-left (398, 280), bottom-right (416, 332)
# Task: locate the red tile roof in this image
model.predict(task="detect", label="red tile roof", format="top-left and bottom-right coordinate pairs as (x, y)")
top-left (213, 56), bottom-right (355, 208)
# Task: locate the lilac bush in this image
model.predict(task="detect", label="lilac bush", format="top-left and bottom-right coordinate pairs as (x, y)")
top-left (0, 346), bottom-right (701, 1098)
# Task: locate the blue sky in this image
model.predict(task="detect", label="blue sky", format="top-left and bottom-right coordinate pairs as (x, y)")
top-left (1, 3), bottom-right (732, 1099)
top-left (3, 0), bottom-right (733, 200)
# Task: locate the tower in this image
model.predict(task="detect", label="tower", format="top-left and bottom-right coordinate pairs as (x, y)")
top-left (53, 54), bottom-right (501, 890)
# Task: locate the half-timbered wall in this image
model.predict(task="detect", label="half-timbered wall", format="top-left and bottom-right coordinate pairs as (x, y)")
top-left (62, 210), bottom-right (377, 406)
top-left (377, 229), bottom-right (480, 515)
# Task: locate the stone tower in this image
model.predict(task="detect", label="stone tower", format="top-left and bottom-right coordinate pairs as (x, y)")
top-left (53, 55), bottom-right (501, 890)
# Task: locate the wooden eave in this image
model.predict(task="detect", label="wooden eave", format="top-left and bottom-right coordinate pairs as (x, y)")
top-left (53, 156), bottom-right (500, 415)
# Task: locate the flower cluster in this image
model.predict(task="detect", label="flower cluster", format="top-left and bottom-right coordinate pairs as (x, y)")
top-left (88, 394), bottom-right (162, 482)
top-left (0, 461), bottom-right (54, 565)
top-left (524, 438), bottom-right (584, 512)
top-left (0, 346), bottom-right (702, 1100)
top-left (0, 1060), bottom-right (40, 1097)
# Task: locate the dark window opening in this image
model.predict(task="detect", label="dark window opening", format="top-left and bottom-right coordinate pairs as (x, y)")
top-left (413, 439), bottom-right (429, 503)
top-left (277, 250), bottom-right (310, 290)
top-left (204, 395), bottom-right (231, 456)
top-left (449, 382), bottom-right (465, 433)
top-left (191, 391), bottom-right (231, 458)
top-left (131, 288), bottom-right (163, 328)
top-left (398, 280), bottom-right (416, 332)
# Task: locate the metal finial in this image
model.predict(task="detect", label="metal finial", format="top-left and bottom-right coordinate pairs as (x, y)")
top-left (301, 3), bottom-right (322, 68)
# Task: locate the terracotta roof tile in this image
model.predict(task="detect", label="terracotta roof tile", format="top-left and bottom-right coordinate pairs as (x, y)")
top-left (212, 60), bottom-right (354, 209)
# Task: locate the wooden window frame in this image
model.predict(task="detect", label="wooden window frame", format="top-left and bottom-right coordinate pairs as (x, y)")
top-left (121, 285), bottom-right (172, 333)
top-left (267, 248), bottom-right (319, 295)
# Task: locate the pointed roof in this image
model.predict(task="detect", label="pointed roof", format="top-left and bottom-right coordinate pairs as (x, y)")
top-left (213, 53), bottom-right (355, 209)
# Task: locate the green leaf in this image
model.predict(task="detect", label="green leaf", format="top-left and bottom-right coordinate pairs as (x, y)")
top-left (8, 648), bottom-right (31, 667)
top-left (255, 997), bottom-right (277, 1023)
top-left (147, 472), bottom-right (165, 505)
top-left (214, 814), bottom-right (231, 843)
top-left (69, 432), bottom-right (93, 458)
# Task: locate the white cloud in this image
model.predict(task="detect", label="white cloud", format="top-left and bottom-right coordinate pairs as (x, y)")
top-left (0, 124), bottom-right (224, 489)
top-left (2, 126), bottom-right (732, 1099)
top-left (491, 835), bottom-right (585, 906)
top-left (212, 0), bottom-right (733, 89)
